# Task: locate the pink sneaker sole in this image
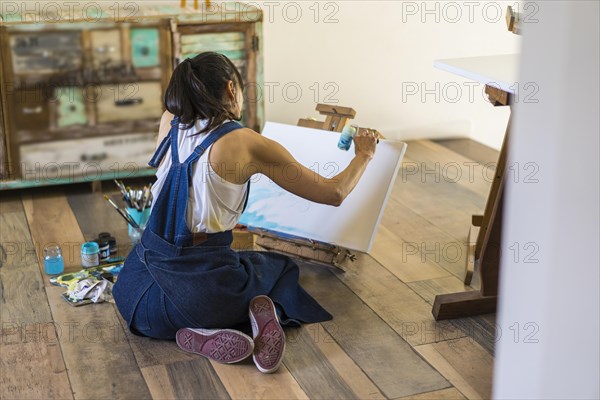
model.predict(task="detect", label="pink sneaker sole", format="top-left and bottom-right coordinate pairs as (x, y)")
top-left (249, 295), bottom-right (286, 373)
top-left (176, 328), bottom-right (254, 364)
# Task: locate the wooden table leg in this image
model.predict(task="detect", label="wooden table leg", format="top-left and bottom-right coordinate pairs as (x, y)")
top-left (433, 90), bottom-right (511, 320)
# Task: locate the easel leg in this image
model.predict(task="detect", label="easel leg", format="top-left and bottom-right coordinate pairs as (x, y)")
top-left (464, 216), bottom-right (481, 285)
top-left (433, 114), bottom-right (511, 320)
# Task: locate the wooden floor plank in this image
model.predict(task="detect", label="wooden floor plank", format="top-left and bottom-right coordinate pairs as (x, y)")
top-left (140, 365), bottom-right (178, 400)
top-left (387, 140), bottom-right (493, 262)
top-left (1, 340), bottom-right (73, 400)
top-left (380, 197), bottom-right (469, 279)
top-left (396, 142), bottom-right (498, 354)
top-left (22, 192), bottom-right (152, 399)
top-left (405, 140), bottom-right (493, 198)
top-left (333, 252), bottom-right (465, 346)
top-left (392, 158), bottom-right (484, 243)
top-left (414, 338), bottom-right (493, 400)
top-left (370, 225), bottom-right (452, 283)
top-left (396, 387), bottom-right (467, 400)
top-left (291, 324), bottom-right (386, 400)
top-left (66, 188), bottom-right (135, 257)
top-left (283, 326), bottom-right (359, 399)
top-left (211, 362), bottom-right (309, 400)
top-left (407, 276), bottom-right (474, 306)
top-left (0, 193), bottom-right (24, 214)
top-left (449, 314), bottom-right (498, 355)
top-left (166, 359), bottom-right (231, 400)
top-left (0, 209), bottom-right (53, 325)
top-left (298, 261), bottom-right (450, 398)
top-left (434, 138), bottom-right (499, 167)
top-left (390, 139), bottom-right (493, 245)
top-left (0, 202), bottom-right (73, 400)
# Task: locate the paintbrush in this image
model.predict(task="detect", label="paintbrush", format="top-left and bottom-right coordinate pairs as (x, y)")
top-left (140, 186), bottom-right (149, 211)
top-left (103, 195), bottom-right (140, 228)
top-left (147, 183), bottom-right (153, 208)
top-left (114, 179), bottom-right (132, 207)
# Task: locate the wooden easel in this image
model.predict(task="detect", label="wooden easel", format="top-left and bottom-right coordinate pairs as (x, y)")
top-left (506, 5), bottom-right (522, 35)
top-left (432, 87), bottom-right (512, 320)
top-left (432, 14), bottom-right (520, 320)
top-left (252, 228), bottom-right (357, 270)
top-left (298, 104), bottom-right (357, 132)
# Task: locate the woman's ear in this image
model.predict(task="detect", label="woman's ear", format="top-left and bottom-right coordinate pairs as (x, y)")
top-left (227, 80), bottom-right (235, 99)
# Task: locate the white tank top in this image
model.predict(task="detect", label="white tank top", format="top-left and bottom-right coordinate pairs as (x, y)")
top-left (150, 119), bottom-right (248, 233)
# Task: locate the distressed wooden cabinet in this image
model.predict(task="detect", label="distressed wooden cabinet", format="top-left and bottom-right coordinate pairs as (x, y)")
top-left (0, 2), bottom-right (264, 189)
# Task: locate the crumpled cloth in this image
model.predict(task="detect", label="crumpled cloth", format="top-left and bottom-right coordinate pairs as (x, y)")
top-left (67, 278), bottom-right (109, 303)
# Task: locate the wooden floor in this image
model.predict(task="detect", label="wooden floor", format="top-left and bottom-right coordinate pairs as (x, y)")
top-left (0, 138), bottom-right (499, 400)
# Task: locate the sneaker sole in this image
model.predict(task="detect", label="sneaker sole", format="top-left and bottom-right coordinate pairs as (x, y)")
top-left (249, 295), bottom-right (286, 373)
top-left (176, 328), bottom-right (254, 364)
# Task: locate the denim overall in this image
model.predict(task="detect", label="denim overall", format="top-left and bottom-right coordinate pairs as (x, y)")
top-left (113, 116), bottom-right (332, 339)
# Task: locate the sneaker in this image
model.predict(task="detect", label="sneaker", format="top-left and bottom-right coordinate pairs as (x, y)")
top-left (249, 295), bottom-right (286, 373)
top-left (176, 328), bottom-right (254, 364)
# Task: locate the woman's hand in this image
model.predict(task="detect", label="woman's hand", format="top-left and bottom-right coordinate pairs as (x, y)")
top-left (353, 128), bottom-right (378, 160)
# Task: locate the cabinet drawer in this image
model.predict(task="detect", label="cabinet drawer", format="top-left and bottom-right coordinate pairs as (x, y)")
top-left (10, 31), bottom-right (82, 74)
top-left (19, 133), bottom-right (157, 180)
top-left (131, 28), bottom-right (160, 68)
top-left (181, 32), bottom-right (244, 48)
top-left (90, 29), bottom-right (123, 68)
top-left (180, 32), bottom-right (246, 63)
top-left (95, 82), bottom-right (163, 123)
top-left (54, 87), bottom-right (87, 128)
top-left (12, 89), bottom-right (50, 131)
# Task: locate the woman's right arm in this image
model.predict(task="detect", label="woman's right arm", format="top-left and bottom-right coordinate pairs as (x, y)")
top-left (248, 129), bottom-right (378, 207)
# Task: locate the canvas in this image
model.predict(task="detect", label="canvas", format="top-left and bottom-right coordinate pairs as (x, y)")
top-left (239, 122), bottom-right (407, 252)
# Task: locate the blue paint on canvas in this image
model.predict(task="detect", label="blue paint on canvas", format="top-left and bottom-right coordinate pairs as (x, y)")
top-left (239, 185), bottom-right (312, 237)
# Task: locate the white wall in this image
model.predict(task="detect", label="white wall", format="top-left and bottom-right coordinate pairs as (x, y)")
top-left (257, 0), bottom-right (521, 149)
top-left (493, 1), bottom-right (599, 398)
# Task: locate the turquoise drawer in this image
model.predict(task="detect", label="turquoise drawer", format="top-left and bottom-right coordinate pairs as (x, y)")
top-left (181, 32), bottom-right (246, 61)
top-left (55, 87), bottom-right (87, 128)
top-left (131, 28), bottom-right (160, 68)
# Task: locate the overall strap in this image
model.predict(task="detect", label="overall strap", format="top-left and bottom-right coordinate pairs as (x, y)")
top-left (169, 116), bottom-right (180, 163)
top-left (148, 116), bottom-right (179, 168)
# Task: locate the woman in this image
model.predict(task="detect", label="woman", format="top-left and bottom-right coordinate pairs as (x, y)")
top-left (113, 52), bottom-right (377, 374)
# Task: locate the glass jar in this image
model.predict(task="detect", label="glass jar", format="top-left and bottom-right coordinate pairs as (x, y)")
top-left (44, 244), bottom-right (65, 275)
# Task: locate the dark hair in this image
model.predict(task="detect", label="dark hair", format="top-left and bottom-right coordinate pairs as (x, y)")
top-left (164, 52), bottom-right (244, 134)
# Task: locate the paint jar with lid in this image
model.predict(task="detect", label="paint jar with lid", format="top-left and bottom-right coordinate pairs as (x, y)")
top-left (107, 236), bottom-right (117, 255)
top-left (98, 239), bottom-right (110, 262)
top-left (81, 242), bottom-right (100, 268)
top-left (98, 232), bottom-right (111, 240)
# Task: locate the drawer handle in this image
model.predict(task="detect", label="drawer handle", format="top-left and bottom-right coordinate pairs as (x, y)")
top-left (81, 152), bottom-right (108, 162)
top-left (22, 106), bottom-right (43, 114)
top-left (115, 98), bottom-right (143, 107)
